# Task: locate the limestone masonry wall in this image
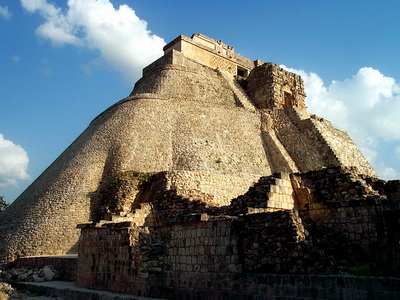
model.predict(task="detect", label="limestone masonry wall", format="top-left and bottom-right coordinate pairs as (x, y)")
top-left (134, 50), bottom-right (239, 108)
top-left (270, 109), bottom-right (330, 171)
top-left (76, 187), bottom-right (400, 298)
top-left (73, 165), bottom-right (400, 298)
top-left (259, 112), bottom-right (299, 174)
top-left (266, 107), bottom-right (376, 176)
top-left (164, 170), bottom-right (258, 206)
top-left (293, 167), bottom-right (400, 271)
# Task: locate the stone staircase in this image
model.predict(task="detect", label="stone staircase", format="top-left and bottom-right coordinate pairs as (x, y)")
top-left (229, 172), bottom-right (297, 215)
top-left (285, 107), bottom-right (341, 167)
top-left (260, 129), bottom-right (299, 174)
top-left (285, 106), bottom-right (310, 125)
top-left (217, 69), bottom-right (255, 111)
top-left (266, 172), bottom-right (296, 210)
top-left (270, 109), bottom-right (328, 171)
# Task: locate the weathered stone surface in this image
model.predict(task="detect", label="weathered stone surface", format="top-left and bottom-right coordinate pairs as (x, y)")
top-left (41, 266), bottom-right (56, 281)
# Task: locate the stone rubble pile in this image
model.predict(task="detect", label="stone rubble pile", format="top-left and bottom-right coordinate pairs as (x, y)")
top-left (297, 166), bottom-right (381, 204)
top-left (295, 166), bottom-right (400, 206)
top-left (0, 265), bottom-right (59, 282)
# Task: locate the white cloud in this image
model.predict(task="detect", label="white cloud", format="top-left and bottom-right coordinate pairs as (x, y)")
top-left (282, 66), bottom-right (350, 128)
top-left (0, 6), bottom-right (11, 20)
top-left (0, 134), bottom-right (30, 187)
top-left (20, 0), bottom-right (165, 82)
top-left (281, 65), bottom-right (400, 179)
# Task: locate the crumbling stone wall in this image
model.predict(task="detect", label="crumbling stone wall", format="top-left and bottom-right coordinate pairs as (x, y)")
top-left (239, 210), bottom-right (333, 274)
top-left (74, 165), bottom-right (400, 298)
top-left (76, 171), bottom-right (321, 295)
top-left (76, 215), bottom-right (313, 295)
top-left (292, 167), bottom-right (400, 272)
top-left (77, 218), bottom-right (242, 295)
top-left (162, 273), bottom-right (400, 300)
top-left (77, 222), bottom-right (149, 295)
top-left (165, 218), bottom-right (242, 274)
top-left (76, 208), bottom-right (400, 298)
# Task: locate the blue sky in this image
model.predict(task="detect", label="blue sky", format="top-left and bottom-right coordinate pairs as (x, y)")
top-left (1, 0), bottom-right (400, 203)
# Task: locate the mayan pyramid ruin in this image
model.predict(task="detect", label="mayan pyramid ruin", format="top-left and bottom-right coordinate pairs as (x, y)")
top-left (1, 34), bottom-right (399, 298)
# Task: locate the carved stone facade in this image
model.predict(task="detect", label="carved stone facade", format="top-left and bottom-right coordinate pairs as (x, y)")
top-left (163, 33), bottom-right (258, 77)
top-left (247, 63), bottom-right (307, 109)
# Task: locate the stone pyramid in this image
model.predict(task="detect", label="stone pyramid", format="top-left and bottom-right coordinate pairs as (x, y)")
top-left (0, 34), bottom-right (375, 262)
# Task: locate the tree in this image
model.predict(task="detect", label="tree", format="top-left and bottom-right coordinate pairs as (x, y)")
top-left (0, 196), bottom-right (9, 213)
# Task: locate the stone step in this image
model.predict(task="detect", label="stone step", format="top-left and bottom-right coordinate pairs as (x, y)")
top-left (217, 69), bottom-right (255, 111)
